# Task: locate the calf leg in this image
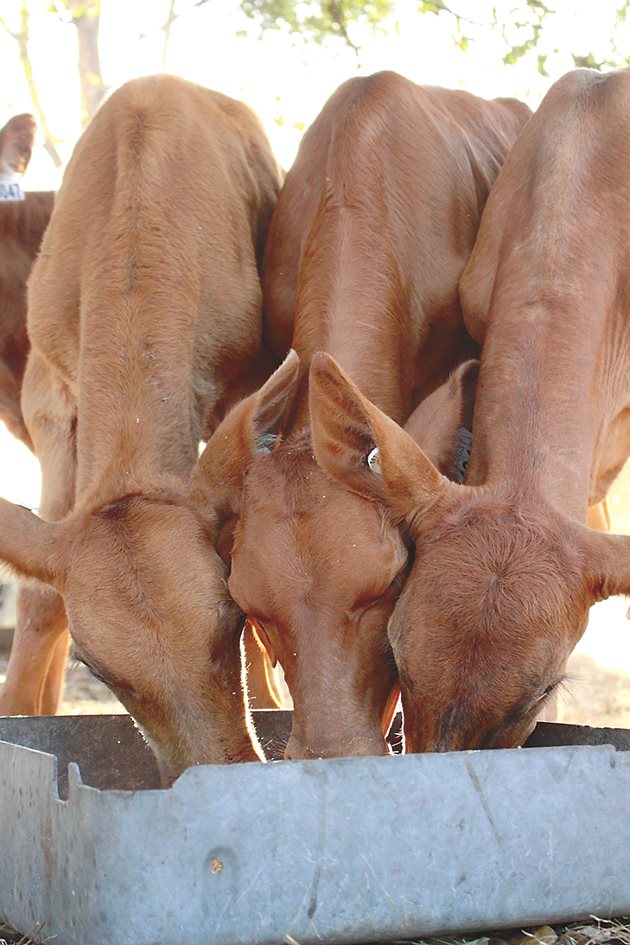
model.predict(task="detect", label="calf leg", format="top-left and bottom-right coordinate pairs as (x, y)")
top-left (0, 354), bottom-right (76, 716)
top-left (40, 628), bottom-right (70, 714)
top-left (0, 360), bottom-right (32, 451)
top-left (0, 587), bottom-right (67, 714)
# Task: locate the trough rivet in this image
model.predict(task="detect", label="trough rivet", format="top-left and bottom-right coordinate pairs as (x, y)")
top-left (210, 858), bottom-right (224, 875)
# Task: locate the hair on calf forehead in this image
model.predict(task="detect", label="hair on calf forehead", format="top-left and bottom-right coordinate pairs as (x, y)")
top-left (417, 501), bottom-right (588, 638)
top-left (243, 434), bottom-right (325, 514)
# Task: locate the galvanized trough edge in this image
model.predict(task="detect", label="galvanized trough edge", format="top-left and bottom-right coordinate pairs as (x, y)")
top-left (1, 729), bottom-right (629, 945)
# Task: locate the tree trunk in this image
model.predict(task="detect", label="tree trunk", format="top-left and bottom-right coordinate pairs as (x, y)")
top-left (63, 0), bottom-right (107, 127)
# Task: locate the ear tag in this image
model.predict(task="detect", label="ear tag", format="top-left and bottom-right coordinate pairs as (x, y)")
top-left (453, 426), bottom-right (472, 484)
top-left (367, 446), bottom-right (381, 474)
top-left (0, 177), bottom-right (25, 201)
top-left (256, 433), bottom-right (278, 455)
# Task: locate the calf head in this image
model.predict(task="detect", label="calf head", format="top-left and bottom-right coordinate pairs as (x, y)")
top-left (309, 353), bottom-right (628, 753)
top-left (225, 354), bottom-right (478, 760)
top-left (0, 113), bottom-right (36, 181)
top-left (0, 353), bottom-right (300, 783)
top-left (228, 439), bottom-right (407, 759)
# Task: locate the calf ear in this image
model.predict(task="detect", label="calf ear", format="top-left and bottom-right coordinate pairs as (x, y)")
top-left (0, 113), bottom-right (36, 175)
top-left (192, 350), bottom-right (300, 512)
top-left (578, 527), bottom-right (630, 603)
top-left (0, 499), bottom-right (63, 586)
top-left (309, 352), bottom-right (455, 524)
top-left (404, 360), bottom-right (479, 483)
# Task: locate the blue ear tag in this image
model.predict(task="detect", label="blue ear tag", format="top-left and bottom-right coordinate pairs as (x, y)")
top-left (256, 433), bottom-right (278, 455)
top-left (452, 427), bottom-right (472, 484)
top-left (367, 446), bottom-right (381, 474)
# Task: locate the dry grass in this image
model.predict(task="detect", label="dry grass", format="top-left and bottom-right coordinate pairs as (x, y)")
top-left (0, 923), bottom-right (50, 945)
top-left (6, 918), bottom-right (626, 945)
top-left (379, 917), bottom-right (630, 945)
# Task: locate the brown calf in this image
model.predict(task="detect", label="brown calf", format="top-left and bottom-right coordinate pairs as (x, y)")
top-left (219, 71), bottom-right (530, 759)
top-left (0, 112), bottom-right (53, 449)
top-left (310, 68), bottom-right (630, 753)
top-left (0, 75), bottom-right (283, 782)
top-left (0, 192), bottom-right (54, 449)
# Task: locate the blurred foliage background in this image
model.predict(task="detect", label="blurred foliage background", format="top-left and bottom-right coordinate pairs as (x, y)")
top-left (2, 0), bottom-right (630, 181)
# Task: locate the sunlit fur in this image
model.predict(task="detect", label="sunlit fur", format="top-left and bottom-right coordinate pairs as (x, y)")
top-left (0, 76), bottom-right (281, 782)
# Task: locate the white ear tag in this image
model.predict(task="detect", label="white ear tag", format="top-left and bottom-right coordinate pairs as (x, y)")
top-left (367, 446), bottom-right (381, 474)
top-left (0, 175), bottom-right (25, 201)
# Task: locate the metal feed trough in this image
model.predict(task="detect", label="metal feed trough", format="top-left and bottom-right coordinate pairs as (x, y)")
top-left (1, 713), bottom-right (629, 945)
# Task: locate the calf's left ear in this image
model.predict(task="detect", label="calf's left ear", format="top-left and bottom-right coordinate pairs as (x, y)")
top-left (0, 499), bottom-right (64, 587)
top-left (404, 360), bottom-right (478, 483)
top-left (192, 350), bottom-right (300, 512)
top-left (309, 352), bottom-right (457, 524)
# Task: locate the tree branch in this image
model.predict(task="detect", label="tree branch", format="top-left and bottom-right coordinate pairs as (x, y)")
top-left (322, 1), bottom-right (360, 55)
top-left (419, 0), bottom-right (482, 27)
top-left (161, 0), bottom-right (177, 67)
top-left (138, 0), bottom-right (213, 42)
top-left (0, 6), bottom-right (63, 168)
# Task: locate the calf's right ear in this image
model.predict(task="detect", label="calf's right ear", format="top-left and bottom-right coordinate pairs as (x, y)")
top-left (579, 527), bottom-right (630, 603)
top-left (0, 499), bottom-right (63, 586)
top-left (191, 350), bottom-right (300, 512)
top-left (308, 352), bottom-right (457, 524)
top-left (404, 360), bottom-right (479, 483)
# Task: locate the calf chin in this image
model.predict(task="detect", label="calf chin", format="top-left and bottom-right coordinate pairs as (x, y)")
top-left (402, 703), bottom-right (538, 754)
top-left (143, 717), bottom-right (263, 786)
top-left (284, 727), bottom-right (388, 761)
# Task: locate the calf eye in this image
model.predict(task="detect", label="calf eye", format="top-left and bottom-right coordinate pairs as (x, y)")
top-left (532, 681), bottom-right (560, 708)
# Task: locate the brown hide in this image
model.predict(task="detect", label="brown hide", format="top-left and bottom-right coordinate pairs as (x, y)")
top-left (0, 75), bottom-right (282, 783)
top-left (225, 71), bottom-right (530, 759)
top-left (311, 68), bottom-right (630, 754)
top-left (0, 192), bottom-right (54, 448)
